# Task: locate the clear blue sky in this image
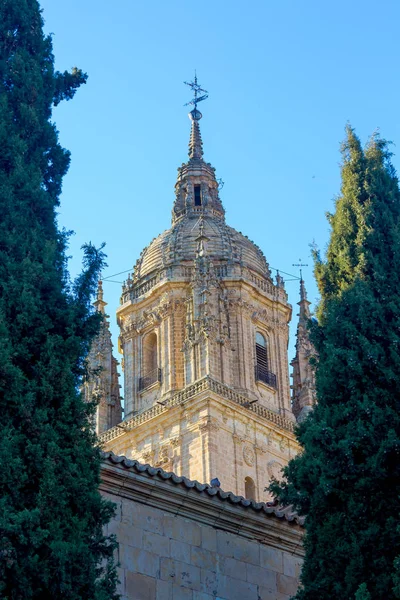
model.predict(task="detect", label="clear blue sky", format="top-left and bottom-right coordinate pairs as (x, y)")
top-left (40, 0), bottom-right (400, 363)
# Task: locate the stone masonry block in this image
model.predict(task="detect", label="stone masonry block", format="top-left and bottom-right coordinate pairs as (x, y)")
top-left (120, 545), bottom-right (160, 578)
top-left (109, 521), bottom-right (143, 549)
top-left (193, 593), bottom-right (214, 600)
top-left (171, 539), bottom-right (191, 563)
top-left (200, 568), bottom-right (218, 596)
top-left (260, 546), bottom-right (284, 573)
top-left (216, 531), bottom-right (235, 559)
top-left (258, 586), bottom-right (291, 600)
top-left (277, 573), bottom-right (299, 597)
top-left (125, 572), bottom-right (156, 600)
top-left (216, 530), bottom-right (259, 565)
top-left (133, 503), bottom-right (164, 535)
top-left (163, 515), bottom-right (201, 547)
top-left (246, 563), bottom-right (277, 590)
top-left (191, 546), bottom-right (217, 572)
top-left (201, 527), bottom-right (217, 552)
top-left (115, 567), bottom-right (125, 596)
top-left (157, 579), bottom-right (173, 600)
top-left (283, 553), bottom-right (303, 578)
top-left (143, 530), bottom-right (171, 558)
top-left (160, 558), bottom-right (201, 591)
top-left (220, 557), bottom-right (247, 582)
top-left (172, 584), bottom-right (193, 599)
top-left (121, 499), bottom-right (134, 525)
top-left (216, 574), bottom-right (258, 600)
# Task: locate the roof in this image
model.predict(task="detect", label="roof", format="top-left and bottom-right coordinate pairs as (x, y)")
top-left (102, 451), bottom-right (305, 527)
top-left (132, 215), bottom-right (271, 283)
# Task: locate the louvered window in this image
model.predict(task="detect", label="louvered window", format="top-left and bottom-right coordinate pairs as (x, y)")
top-left (256, 332), bottom-right (268, 373)
top-left (255, 332), bottom-right (277, 388)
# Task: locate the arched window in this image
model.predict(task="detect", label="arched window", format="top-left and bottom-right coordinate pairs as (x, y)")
top-left (139, 332), bottom-right (161, 391)
top-left (245, 476), bottom-right (256, 500)
top-left (255, 332), bottom-right (277, 388)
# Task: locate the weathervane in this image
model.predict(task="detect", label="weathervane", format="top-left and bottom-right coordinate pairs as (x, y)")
top-left (184, 72), bottom-right (208, 117)
top-left (292, 258), bottom-right (308, 280)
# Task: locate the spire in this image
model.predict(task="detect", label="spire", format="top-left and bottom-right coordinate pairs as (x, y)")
top-left (172, 75), bottom-right (225, 223)
top-left (85, 279), bottom-right (123, 434)
top-left (300, 277), bottom-right (307, 301)
top-left (188, 110), bottom-right (204, 160)
top-left (93, 279), bottom-right (107, 314)
top-left (291, 277), bottom-right (316, 422)
top-left (299, 276), bottom-right (311, 320)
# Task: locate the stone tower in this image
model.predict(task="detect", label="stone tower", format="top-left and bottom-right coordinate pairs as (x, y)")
top-left (85, 281), bottom-right (123, 433)
top-left (291, 278), bottom-right (316, 422)
top-left (98, 104), bottom-right (301, 502)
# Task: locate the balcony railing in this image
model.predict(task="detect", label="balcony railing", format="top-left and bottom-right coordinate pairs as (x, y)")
top-left (255, 365), bottom-right (277, 389)
top-left (139, 368), bottom-right (162, 392)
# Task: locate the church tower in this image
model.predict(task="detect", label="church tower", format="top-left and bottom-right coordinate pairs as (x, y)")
top-left (98, 82), bottom-right (301, 501)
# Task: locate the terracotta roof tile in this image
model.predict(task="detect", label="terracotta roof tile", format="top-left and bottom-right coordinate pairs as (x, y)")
top-left (102, 451), bottom-right (305, 527)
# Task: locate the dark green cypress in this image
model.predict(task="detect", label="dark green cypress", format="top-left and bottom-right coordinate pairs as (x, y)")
top-left (0, 1), bottom-right (118, 598)
top-left (271, 128), bottom-right (400, 599)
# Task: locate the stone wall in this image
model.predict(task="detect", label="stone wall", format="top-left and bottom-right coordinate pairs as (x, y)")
top-left (101, 453), bottom-right (304, 600)
top-left (101, 380), bottom-right (300, 504)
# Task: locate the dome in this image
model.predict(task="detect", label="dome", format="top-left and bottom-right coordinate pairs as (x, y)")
top-left (128, 104), bottom-right (272, 291)
top-left (133, 214), bottom-right (270, 282)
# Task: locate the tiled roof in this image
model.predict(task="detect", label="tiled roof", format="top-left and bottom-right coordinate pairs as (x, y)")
top-left (102, 452), bottom-right (305, 527)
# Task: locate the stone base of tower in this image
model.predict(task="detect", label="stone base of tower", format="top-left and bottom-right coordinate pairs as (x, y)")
top-left (100, 377), bottom-right (300, 503)
top-left (101, 452), bottom-right (304, 600)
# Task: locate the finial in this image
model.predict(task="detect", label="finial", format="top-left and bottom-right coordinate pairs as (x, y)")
top-left (292, 258), bottom-right (309, 299)
top-left (184, 72), bottom-right (208, 120)
top-left (184, 73), bottom-right (208, 160)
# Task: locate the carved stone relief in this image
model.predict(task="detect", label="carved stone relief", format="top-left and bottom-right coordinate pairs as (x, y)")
top-left (243, 445), bottom-right (255, 467)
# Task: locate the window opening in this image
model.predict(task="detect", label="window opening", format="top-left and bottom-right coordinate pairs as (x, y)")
top-left (140, 332), bottom-right (161, 391)
top-left (245, 476), bottom-right (256, 500)
top-left (255, 332), bottom-right (277, 388)
top-left (194, 184), bottom-right (202, 206)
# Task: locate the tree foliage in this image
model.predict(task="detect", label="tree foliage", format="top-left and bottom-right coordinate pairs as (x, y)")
top-left (271, 126), bottom-right (400, 599)
top-left (0, 1), bottom-right (118, 598)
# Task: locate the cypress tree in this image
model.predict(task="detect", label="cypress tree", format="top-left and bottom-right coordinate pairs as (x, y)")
top-left (271, 128), bottom-right (400, 599)
top-left (0, 1), bottom-right (118, 598)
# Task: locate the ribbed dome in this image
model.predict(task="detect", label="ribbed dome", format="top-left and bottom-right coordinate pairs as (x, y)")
top-left (133, 214), bottom-right (270, 281)
top-left (128, 105), bottom-right (272, 289)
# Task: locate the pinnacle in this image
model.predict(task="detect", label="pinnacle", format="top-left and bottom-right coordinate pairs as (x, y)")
top-left (298, 277), bottom-right (311, 319)
top-left (94, 279), bottom-right (107, 314)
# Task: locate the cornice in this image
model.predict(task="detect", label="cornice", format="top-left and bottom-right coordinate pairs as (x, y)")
top-left (99, 376), bottom-right (297, 446)
top-left (100, 452), bottom-right (304, 555)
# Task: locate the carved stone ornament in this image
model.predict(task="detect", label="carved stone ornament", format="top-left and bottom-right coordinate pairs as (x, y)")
top-left (233, 433), bottom-right (245, 445)
top-left (243, 445), bottom-right (255, 467)
top-left (198, 416), bottom-right (220, 433)
top-left (254, 443), bottom-right (267, 455)
top-left (142, 449), bottom-right (155, 464)
top-left (267, 459), bottom-right (283, 481)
